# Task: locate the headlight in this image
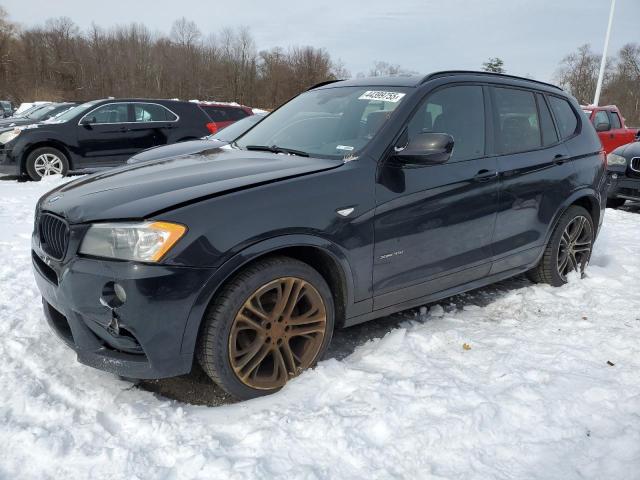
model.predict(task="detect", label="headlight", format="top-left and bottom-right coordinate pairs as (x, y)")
top-left (79, 221), bottom-right (187, 262)
top-left (607, 153), bottom-right (627, 166)
top-left (0, 128), bottom-right (21, 145)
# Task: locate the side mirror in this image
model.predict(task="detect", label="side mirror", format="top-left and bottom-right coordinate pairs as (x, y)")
top-left (595, 122), bottom-right (610, 132)
top-left (393, 132), bottom-right (454, 165)
top-left (80, 116), bottom-right (95, 126)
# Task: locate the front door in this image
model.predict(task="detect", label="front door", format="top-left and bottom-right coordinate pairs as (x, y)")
top-left (373, 84), bottom-right (499, 309)
top-left (76, 102), bottom-right (134, 167)
top-left (127, 103), bottom-right (178, 154)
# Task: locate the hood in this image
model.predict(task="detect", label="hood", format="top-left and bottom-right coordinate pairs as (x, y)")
top-left (40, 148), bottom-right (343, 223)
top-left (0, 117), bottom-right (35, 128)
top-left (127, 139), bottom-right (226, 164)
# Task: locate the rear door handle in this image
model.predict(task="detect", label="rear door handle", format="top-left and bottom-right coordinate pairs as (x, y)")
top-left (553, 154), bottom-right (569, 165)
top-left (119, 126), bottom-right (129, 132)
top-left (473, 169), bottom-right (498, 182)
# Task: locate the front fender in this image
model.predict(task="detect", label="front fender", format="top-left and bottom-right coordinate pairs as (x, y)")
top-left (178, 234), bottom-right (358, 356)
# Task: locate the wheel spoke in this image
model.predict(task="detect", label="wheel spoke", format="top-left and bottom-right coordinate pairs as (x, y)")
top-left (243, 301), bottom-right (269, 322)
top-left (558, 253), bottom-right (570, 274)
top-left (235, 313), bottom-right (266, 333)
top-left (280, 341), bottom-right (298, 375)
top-left (290, 323), bottom-right (325, 337)
top-left (238, 343), bottom-right (271, 380)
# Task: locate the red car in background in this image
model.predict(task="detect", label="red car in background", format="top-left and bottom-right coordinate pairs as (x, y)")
top-left (581, 105), bottom-right (639, 154)
top-left (198, 102), bottom-right (253, 132)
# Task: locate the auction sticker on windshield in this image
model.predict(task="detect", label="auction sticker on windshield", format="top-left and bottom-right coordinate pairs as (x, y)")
top-left (358, 91), bottom-right (406, 102)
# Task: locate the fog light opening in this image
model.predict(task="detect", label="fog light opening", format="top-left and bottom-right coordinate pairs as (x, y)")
top-left (100, 281), bottom-right (127, 309)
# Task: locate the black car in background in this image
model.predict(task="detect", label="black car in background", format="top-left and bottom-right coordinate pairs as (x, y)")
top-left (32, 72), bottom-right (607, 400)
top-left (605, 141), bottom-right (640, 207)
top-left (0, 99), bottom-right (215, 179)
top-left (127, 112), bottom-right (267, 164)
top-left (0, 100), bottom-right (14, 118)
top-left (0, 102), bottom-right (77, 128)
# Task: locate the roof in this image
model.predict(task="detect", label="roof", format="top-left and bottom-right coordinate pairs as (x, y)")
top-left (310, 71), bottom-right (563, 92)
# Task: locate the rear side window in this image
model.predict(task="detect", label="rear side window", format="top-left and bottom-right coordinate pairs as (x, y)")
top-left (493, 87), bottom-right (541, 154)
top-left (610, 112), bottom-right (622, 129)
top-left (537, 94), bottom-right (558, 146)
top-left (134, 103), bottom-right (177, 122)
top-left (548, 96), bottom-right (579, 139)
top-left (200, 105), bottom-right (249, 122)
top-left (407, 85), bottom-right (485, 162)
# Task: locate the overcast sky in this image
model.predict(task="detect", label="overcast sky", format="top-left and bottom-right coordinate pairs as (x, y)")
top-left (3, 0), bottom-right (638, 82)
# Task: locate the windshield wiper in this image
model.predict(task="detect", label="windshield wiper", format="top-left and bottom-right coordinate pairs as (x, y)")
top-left (245, 144), bottom-right (309, 157)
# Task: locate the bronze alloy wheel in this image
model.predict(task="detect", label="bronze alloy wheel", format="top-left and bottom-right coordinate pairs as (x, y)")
top-left (228, 276), bottom-right (327, 390)
top-left (557, 214), bottom-right (593, 281)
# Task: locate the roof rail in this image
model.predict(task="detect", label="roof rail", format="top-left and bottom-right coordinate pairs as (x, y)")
top-left (307, 79), bottom-right (343, 91)
top-left (420, 70), bottom-right (562, 91)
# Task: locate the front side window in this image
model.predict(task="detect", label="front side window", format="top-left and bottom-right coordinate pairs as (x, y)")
top-left (548, 96), bottom-right (579, 139)
top-left (406, 85), bottom-right (485, 162)
top-left (494, 87), bottom-right (541, 154)
top-left (610, 112), bottom-right (622, 129)
top-left (593, 110), bottom-right (610, 130)
top-left (235, 86), bottom-right (409, 159)
top-left (134, 103), bottom-right (177, 122)
top-left (83, 103), bottom-right (130, 124)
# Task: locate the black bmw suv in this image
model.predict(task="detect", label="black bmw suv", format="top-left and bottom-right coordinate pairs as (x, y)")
top-left (0, 99), bottom-right (215, 180)
top-left (32, 72), bottom-right (607, 400)
top-left (605, 141), bottom-right (640, 207)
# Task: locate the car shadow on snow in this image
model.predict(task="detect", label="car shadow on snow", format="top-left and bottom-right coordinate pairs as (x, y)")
top-left (136, 274), bottom-right (532, 406)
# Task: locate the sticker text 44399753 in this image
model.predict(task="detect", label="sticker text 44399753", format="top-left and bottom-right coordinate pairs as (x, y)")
top-left (358, 91), bottom-right (406, 103)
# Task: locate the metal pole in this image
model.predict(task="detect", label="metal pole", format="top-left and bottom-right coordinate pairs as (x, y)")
top-left (593, 0), bottom-right (616, 106)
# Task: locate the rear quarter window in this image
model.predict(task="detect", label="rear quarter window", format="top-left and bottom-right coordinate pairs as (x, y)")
top-left (200, 105), bottom-right (249, 122)
top-left (548, 96), bottom-right (579, 139)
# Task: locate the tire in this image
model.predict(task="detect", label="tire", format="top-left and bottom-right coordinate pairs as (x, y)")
top-left (197, 256), bottom-right (335, 400)
top-left (606, 198), bottom-right (626, 209)
top-left (527, 205), bottom-right (594, 287)
top-left (25, 147), bottom-right (69, 181)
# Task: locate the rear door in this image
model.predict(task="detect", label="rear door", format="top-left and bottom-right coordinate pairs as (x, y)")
top-left (373, 84), bottom-right (499, 308)
top-left (127, 103), bottom-right (180, 153)
top-left (76, 102), bottom-right (135, 167)
top-left (490, 88), bottom-right (574, 274)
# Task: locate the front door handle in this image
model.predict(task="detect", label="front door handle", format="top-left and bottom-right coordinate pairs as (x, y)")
top-left (473, 169), bottom-right (498, 182)
top-left (553, 154), bottom-right (569, 165)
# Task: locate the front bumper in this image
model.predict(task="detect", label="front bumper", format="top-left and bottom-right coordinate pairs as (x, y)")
top-left (0, 147), bottom-right (18, 175)
top-left (32, 238), bottom-right (216, 379)
top-left (607, 172), bottom-right (640, 201)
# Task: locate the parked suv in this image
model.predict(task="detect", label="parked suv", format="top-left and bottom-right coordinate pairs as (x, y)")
top-left (605, 141), bottom-right (640, 207)
top-left (32, 72), bottom-right (607, 400)
top-left (197, 102), bottom-right (253, 130)
top-left (0, 99), bottom-right (216, 179)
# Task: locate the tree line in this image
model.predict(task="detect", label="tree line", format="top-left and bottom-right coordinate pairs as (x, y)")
top-left (0, 9), bottom-right (346, 109)
top-left (1, 6), bottom-right (639, 124)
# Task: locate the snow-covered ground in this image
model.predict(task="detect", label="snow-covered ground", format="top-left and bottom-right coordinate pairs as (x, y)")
top-left (1, 176), bottom-right (639, 479)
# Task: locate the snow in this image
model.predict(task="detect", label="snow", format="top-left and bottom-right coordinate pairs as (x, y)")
top-left (0, 176), bottom-right (639, 479)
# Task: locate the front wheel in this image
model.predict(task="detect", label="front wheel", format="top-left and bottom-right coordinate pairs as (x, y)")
top-left (527, 205), bottom-right (594, 287)
top-left (25, 147), bottom-right (69, 181)
top-left (197, 257), bottom-right (334, 400)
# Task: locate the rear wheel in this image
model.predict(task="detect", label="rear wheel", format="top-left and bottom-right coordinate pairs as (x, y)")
top-left (527, 205), bottom-right (594, 286)
top-left (25, 147), bottom-right (69, 181)
top-left (197, 256), bottom-right (334, 400)
top-left (606, 198), bottom-right (626, 209)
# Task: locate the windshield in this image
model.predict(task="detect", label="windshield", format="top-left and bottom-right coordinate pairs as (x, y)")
top-left (235, 86), bottom-right (409, 159)
top-left (46, 100), bottom-right (101, 124)
top-left (16, 104), bottom-right (47, 118)
top-left (210, 114), bottom-right (266, 142)
top-left (26, 104), bottom-right (66, 120)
